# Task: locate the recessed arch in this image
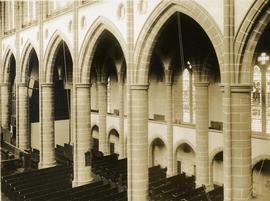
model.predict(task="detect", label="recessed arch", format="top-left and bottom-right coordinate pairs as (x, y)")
top-left (1, 47), bottom-right (16, 83)
top-left (210, 147), bottom-right (223, 162)
top-left (78, 16), bottom-right (128, 83)
top-left (252, 157), bottom-right (270, 199)
top-left (174, 140), bottom-right (196, 176)
top-left (235, 0), bottom-right (270, 83)
top-left (133, 0), bottom-right (223, 84)
top-left (20, 41), bottom-right (39, 83)
top-left (174, 139), bottom-right (196, 154)
top-left (210, 149), bottom-right (224, 186)
top-left (149, 137), bottom-right (167, 167)
top-left (91, 125), bottom-right (99, 151)
top-left (252, 155), bottom-right (270, 169)
top-left (108, 128), bottom-right (120, 155)
top-left (43, 30), bottom-right (73, 83)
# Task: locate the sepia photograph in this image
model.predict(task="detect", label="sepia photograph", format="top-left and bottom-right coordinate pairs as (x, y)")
top-left (0, 0), bottom-right (270, 200)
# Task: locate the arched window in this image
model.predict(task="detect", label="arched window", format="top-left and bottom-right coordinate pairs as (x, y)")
top-left (266, 67), bottom-right (270, 134)
top-left (252, 65), bottom-right (262, 132)
top-left (192, 73), bottom-right (196, 124)
top-left (183, 69), bottom-right (190, 123)
top-left (107, 77), bottom-right (111, 113)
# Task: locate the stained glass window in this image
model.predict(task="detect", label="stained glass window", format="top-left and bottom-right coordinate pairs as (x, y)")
top-left (252, 65), bottom-right (262, 132)
top-left (107, 77), bottom-right (111, 113)
top-left (183, 69), bottom-right (190, 123)
top-left (266, 67), bottom-right (270, 134)
top-left (192, 73), bottom-right (196, 124)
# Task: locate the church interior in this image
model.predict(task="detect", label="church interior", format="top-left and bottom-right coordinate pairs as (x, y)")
top-left (1, 0), bottom-right (270, 201)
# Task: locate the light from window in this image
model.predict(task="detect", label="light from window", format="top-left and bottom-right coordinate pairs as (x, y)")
top-left (252, 65), bottom-right (262, 132)
top-left (107, 77), bottom-right (111, 113)
top-left (192, 73), bottom-right (196, 124)
top-left (183, 69), bottom-right (190, 123)
top-left (266, 67), bottom-right (270, 134)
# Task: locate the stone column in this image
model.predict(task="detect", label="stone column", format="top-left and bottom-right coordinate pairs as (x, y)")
top-left (231, 85), bottom-right (252, 200)
top-left (222, 84), bottom-right (252, 201)
top-left (129, 84), bottom-right (148, 201)
top-left (1, 83), bottom-right (9, 129)
top-left (166, 81), bottom-right (173, 176)
top-left (39, 83), bottom-right (56, 168)
top-left (17, 83), bottom-right (30, 150)
top-left (119, 80), bottom-right (125, 158)
top-left (73, 83), bottom-right (93, 186)
top-left (195, 82), bottom-right (210, 187)
top-left (98, 81), bottom-right (107, 154)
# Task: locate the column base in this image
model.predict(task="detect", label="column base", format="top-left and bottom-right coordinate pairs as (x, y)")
top-left (38, 161), bottom-right (57, 169)
top-left (72, 178), bottom-right (94, 187)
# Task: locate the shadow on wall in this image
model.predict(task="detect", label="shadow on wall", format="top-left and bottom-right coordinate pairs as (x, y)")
top-left (253, 160), bottom-right (270, 199)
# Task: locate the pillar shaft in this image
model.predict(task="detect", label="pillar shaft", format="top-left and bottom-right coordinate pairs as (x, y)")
top-left (119, 81), bottom-right (125, 158)
top-left (166, 83), bottom-right (173, 176)
top-left (195, 82), bottom-right (209, 187)
top-left (73, 84), bottom-right (93, 186)
top-left (39, 83), bottom-right (56, 168)
top-left (17, 83), bottom-right (30, 150)
top-left (1, 83), bottom-right (9, 129)
top-left (129, 84), bottom-right (148, 201)
top-left (98, 82), bottom-right (107, 154)
top-left (231, 85), bottom-right (252, 201)
top-left (223, 85), bottom-right (252, 201)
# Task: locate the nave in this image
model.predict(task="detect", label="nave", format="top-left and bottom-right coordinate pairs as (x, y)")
top-left (1, 141), bottom-right (223, 201)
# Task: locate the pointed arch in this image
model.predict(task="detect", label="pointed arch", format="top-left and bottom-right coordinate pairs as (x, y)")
top-left (210, 147), bottom-right (223, 162)
top-left (235, 0), bottom-right (270, 83)
top-left (133, 0), bottom-right (223, 84)
top-left (252, 155), bottom-right (270, 169)
top-left (174, 139), bottom-right (196, 155)
top-left (1, 47), bottom-right (16, 83)
top-left (149, 137), bottom-right (167, 150)
top-left (78, 16), bottom-right (128, 83)
top-left (20, 41), bottom-right (39, 83)
top-left (43, 30), bottom-right (73, 83)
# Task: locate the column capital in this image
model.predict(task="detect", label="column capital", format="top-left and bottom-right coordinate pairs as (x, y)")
top-left (220, 83), bottom-right (252, 93)
top-left (0, 82), bottom-right (9, 87)
top-left (194, 82), bottom-right (209, 87)
top-left (16, 82), bottom-right (27, 87)
top-left (130, 84), bottom-right (149, 90)
top-left (74, 83), bottom-right (91, 88)
top-left (97, 81), bottom-right (107, 85)
top-left (165, 82), bottom-right (173, 86)
top-left (40, 82), bottom-right (54, 87)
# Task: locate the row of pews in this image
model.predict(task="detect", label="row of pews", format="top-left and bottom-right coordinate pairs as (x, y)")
top-left (149, 172), bottom-right (223, 201)
top-left (53, 146), bottom-right (224, 201)
top-left (1, 143), bottom-right (223, 201)
top-left (1, 164), bottom-right (127, 201)
top-left (1, 165), bottom-right (72, 201)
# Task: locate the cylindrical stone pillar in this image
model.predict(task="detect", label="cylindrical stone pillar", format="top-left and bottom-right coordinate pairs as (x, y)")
top-left (17, 83), bottom-right (30, 150)
top-left (39, 83), bottom-right (56, 168)
top-left (230, 84), bottom-right (252, 201)
top-left (129, 84), bottom-right (148, 201)
top-left (166, 83), bottom-right (173, 176)
top-left (1, 83), bottom-right (9, 129)
top-left (195, 82), bottom-right (210, 187)
top-left (73, 84), bottom-right (93, 186)
top-left (98, 82), bottom-right (107, 155)
top-left (119, 81), bottom-right (125, 158)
